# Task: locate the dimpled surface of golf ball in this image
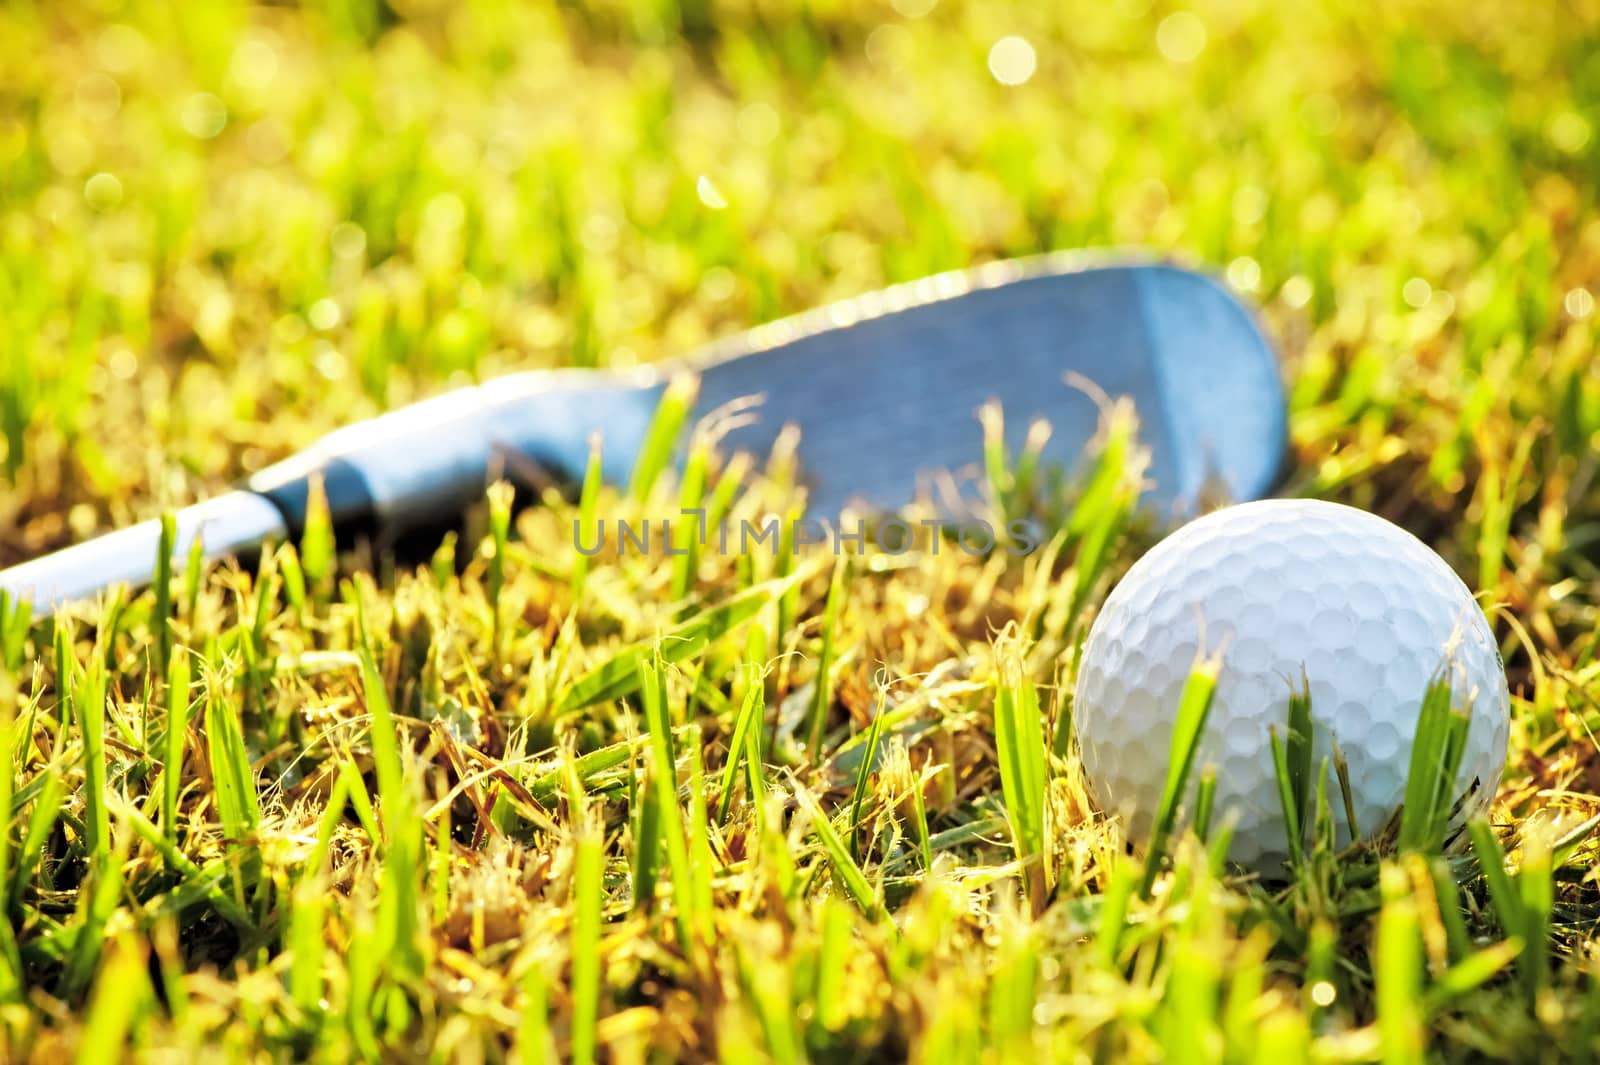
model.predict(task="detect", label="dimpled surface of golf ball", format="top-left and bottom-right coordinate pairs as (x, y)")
top-left (1074, 499), bottom-right (1509, 873)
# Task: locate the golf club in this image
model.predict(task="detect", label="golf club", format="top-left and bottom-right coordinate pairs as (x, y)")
top-left (0, 252), bottom-right (1288, 614)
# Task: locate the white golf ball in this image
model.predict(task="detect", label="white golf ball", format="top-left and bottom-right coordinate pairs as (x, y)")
top-left (1074, 499), bottom-right (1509, 872)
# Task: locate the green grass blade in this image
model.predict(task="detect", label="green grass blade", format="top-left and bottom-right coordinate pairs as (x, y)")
top-left (516, 957), bottom-right (553, 1065)
top-left (847, 690), bottom-right (889, 861)
top-left (717, 664), bottom-right (764, 823)
top-left (557, 565), bottom-right (813, 711)
top-left (793, 780), bottom-right (880, 921)
top-left (152, 510), bottom-right (175, 678)
top-left (638, 651), bottom-right (694, 953)
top-left (806, 555), bottom-right (849, 759)
top-left (79, 658), bottom-right (110, 860)
top-left (571, 432), bottom-right (603, 599)
top-left (629, 373), bottom-right (698, 504)
top-left (569, 827), bottom-right (604, 1065)
top-left (118, 801), bottom-right (253, 929)
top-left (161, 651), bottom-right (191, 843)
top-left (993, 652), bottom-right (1048, 908)
top-left (1398, 674), bottom-right (1470, 855)
top-left (670, 438), bottom-right (709, 602)
top-left (12, 769), bottom-right (65, 913)
top-left (1193, 768), bottom-right (1217, 845)
top-left (76, 935), bottom-right (150, 1059)
top-left (299, 473), bottom-right (335, 597)
top-left (1375, 864), bottom-right (1425, 1064)
top-left (1141, 655), bottom-right (1220, 898)
top-left (1268, 727), bottom-right (1304, 868)
top-left (202, 666), bottom-right (259, 841)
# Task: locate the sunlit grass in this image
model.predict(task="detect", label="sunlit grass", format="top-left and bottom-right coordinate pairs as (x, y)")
top-left (0, 0), bottom-right (1599, 1059)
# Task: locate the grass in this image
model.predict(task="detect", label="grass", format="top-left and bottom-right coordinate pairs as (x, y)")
top-left (0, 0), bottom-right (1599, 1060)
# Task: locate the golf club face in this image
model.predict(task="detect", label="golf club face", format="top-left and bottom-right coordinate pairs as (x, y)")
top-left (681, 257), bottom-right (1288, 520)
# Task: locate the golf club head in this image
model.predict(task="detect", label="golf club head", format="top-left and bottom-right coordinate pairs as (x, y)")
top-left (681, 254), bottom-right (1288, 520)
top-left (0, 252), bottom-right (1288, 616)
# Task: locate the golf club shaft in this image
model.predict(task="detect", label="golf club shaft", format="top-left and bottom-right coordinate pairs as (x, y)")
top-left (0, 370), bottom-right (656, 616)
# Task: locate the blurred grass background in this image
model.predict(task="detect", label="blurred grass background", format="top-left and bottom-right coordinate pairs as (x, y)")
top-left (4, 0), bottom-right (1599, 560)
top-left (4, 0), bottom-right (1600, 1060)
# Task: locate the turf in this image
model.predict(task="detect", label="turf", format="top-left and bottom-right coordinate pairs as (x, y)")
top-left (1, 0), bottom-right (1599, 1060)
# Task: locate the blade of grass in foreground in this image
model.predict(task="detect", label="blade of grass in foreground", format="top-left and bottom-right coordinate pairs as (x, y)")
top-left (78, 658), bottom-right (111, 862)
top-left (203, 664), bottom-right (259, 842)
top-left (1469, 816), bottom-right (1552, 1003)
top-left (683, 726), bottom-right (716, 947)
top-left (569, 816), bottom-right (604, 1065)
top-left (288, 773), bottom-right (349, 1013)
top-left (717, 664), bottom-right (764, 823)
top-left (12, 769), bottom-right (65, 913)
top-left (629, 373), bottom-right (698, 503)
top-left (0, 592), bottom-right (27, 676)
top-left (118, 802), bottom-right (253, 929)
top-left (487, 480), bottom-right (514, 664)
top-left (61, 824), bottom-right (130, 1000)
top-left (516, 956), bottom-right (553, 1065)
top-left (1140, 655), bottom-right (1220, 899)
top-left (151, 511), bottom-right (175, 679)
top-left (806, 555), bottom-right (849, 759)
top-left (793, 779), bottom-right (881, 921)
top-left (358, 638), bottom-right (425, 982)
top-left (571, 432), bottom-right (604, 599)
top-left (76, 934), bottom-right (150, 1060)
top-left (0, 716), bottom-right (18, 1003)
top-left (1376, 864), bottom-right (1424, 1064)
top-left (1397, 674), bottom-right (1469, 855)
top-left (670, 437), bottom-right (709, 603)
top-left (847, 690), bottom-right (889, 862)
top-left (1096, 856), bottom-right (1138, 969)
top-left (1269, 729), bottom-right (1304, 869)
top-left (638, 652), bottom-right (696, 953)
top-left (993, 650), bottom-right (1048, 911)
top-left (161, 651), bottom-right (191, 844)
top-left (557, 564), bottom-right (815, 711)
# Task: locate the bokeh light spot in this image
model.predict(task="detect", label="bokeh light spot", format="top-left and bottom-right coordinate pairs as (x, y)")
top-left (1565, 287), bottom-right (1595, 319)
top-left (308, 299), bottom-right (342, 331)
top-left (330, 222), bottom-right (367, 260)
top-left (1401, 277), bottom-right (1431, 309)
top-left (108, 348), bottom-right (139, 381)
top-left (95, 24), bottom-right (147, 74)
top-left (697, 175), bottom-right (728, 210)
top-left (230, 37), bottom-right (280, 93)
top-left (1156, 13), bottom-right (1206, 63)
top-left (1232, 185), bottom-right (1268, 225)
top-left (1548, 111), bottom-right (1592, 155)
top-left (181, 93), bottom-right (228, 139)
top-left (1226, 256), bottom-right (1261, 293)
top-left (83, 172), bottom-right (122, 210)
top-left (1286, 273), bottom-right (1312, 307)
top-left (987, 36), bottom-right (1036, 86)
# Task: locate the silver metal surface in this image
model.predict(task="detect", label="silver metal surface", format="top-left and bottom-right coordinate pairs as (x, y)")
top-left (686, 256), bottom-right (1286, 518)
top-left (251, 370), bottom-right (658, 529)
top-left (0, 491), bottom-right (288, 616)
